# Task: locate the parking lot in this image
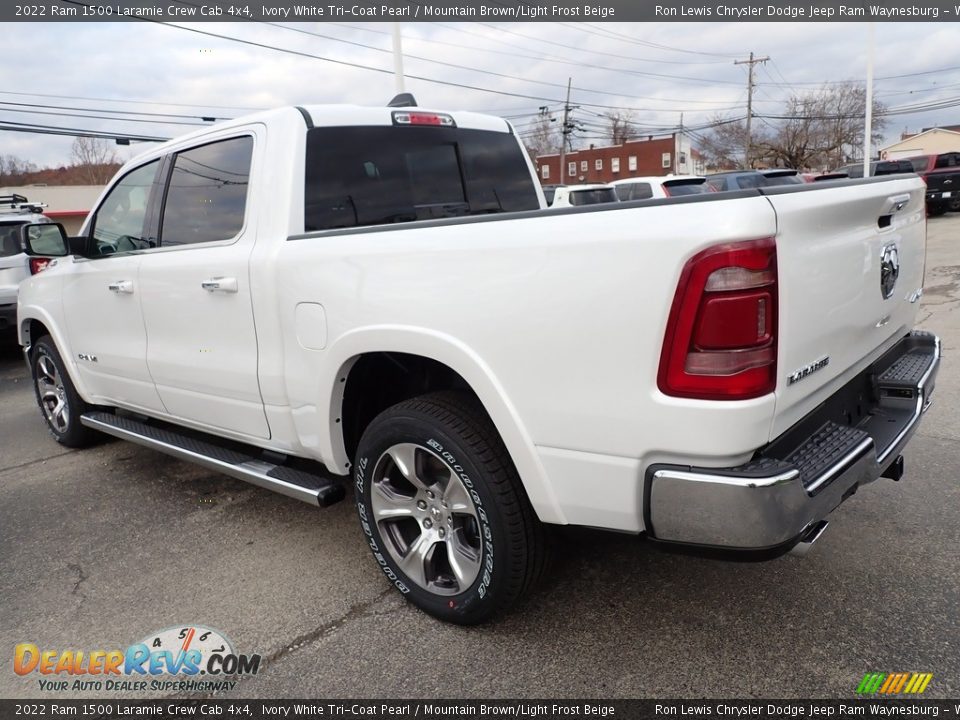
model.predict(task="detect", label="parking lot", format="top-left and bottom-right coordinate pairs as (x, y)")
top-left (1, 213), bottom-right (959, 700)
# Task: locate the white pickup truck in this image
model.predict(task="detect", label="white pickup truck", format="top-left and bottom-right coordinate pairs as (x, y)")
top-left (16, 99), bottom-right (940, 624)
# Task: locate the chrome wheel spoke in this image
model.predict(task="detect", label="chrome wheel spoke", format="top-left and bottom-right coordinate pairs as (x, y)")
top-left (52, 400), bottom-right (68, 430)
top-left (37, 356), bottom-right (58, 385)
top-left (446, 535), bottom-right (481, 589)
top-left (442, 476), bottom-right (476, 516)
top-left (371, 482), bottom-right (417, 520)
top-left (386, 444), bottom-right (430, 491)
top-left (395, 533), bottom-right (434, 589)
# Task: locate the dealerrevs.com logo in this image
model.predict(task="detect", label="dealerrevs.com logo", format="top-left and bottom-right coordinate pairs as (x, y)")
top-left (14, 625), bottom-right (262, 693)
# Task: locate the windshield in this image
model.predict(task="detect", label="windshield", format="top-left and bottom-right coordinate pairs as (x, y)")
top-left (0, 222), bottom-right (25, 258)
top-left (569, 188), bottom-right (618, 206)
top-left (304, 126), bottom-right (539, 232)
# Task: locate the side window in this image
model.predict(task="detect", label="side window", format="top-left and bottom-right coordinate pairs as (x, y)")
top-left (160, 136), bottom-right (252, 247)
top-left (91, 160), bottom-right (160, 253)
top-left (620, 183), bottom-right (652, 201)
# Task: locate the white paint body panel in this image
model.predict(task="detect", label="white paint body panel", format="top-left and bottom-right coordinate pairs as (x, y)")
top-left (16, 105), bottom-right (928, 533)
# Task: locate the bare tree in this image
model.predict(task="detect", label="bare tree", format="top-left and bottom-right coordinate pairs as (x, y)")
top-left (523, 109), bottom-right (563, 161)
top-left (605, 111), bottom-right (638, 146)
top-left (700, 83), bottom-right (887, 171)
top-left (70, 137), bottom-right (119, 184)
top-left (0, 155), bottom-right (38, 185)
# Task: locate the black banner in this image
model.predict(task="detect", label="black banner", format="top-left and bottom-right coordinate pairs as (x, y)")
top-left (3, 0), bottom-right (959, 23)
top-left (1, 699), bottom-right (958, 720)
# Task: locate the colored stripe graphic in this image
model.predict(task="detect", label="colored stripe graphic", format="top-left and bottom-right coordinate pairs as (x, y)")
top-left (857, 672), bottom-right (933, 695)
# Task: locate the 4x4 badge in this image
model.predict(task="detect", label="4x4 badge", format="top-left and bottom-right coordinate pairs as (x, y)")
top-left (880, 243), bottom-right (900, 300)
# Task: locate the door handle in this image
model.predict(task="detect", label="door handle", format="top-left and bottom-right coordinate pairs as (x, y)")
top-left (201, 277), bottom-right (238, 293)
top-left (107, 280), bottom-right (134, 294)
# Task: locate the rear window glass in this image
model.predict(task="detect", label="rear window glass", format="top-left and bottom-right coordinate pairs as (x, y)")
top-left (763, 174), bottom-right (804, 186)
top-left (0, 221), bottom-right (25, 258)
top-left (663, 180), bottom-right (707, 196)
top-left (934, 153), bottom-right (960, 169)
top-left (304, 126), bottom-right (539, 232)
top-left (909, 157), bottom-right (931, 173)
top-left (614, 182), bottom-right (653, 201)
top-left (569, 188), bottom-right (618, 206)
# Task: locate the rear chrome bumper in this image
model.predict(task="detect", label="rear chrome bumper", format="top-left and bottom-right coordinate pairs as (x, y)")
top-left (645, 332), bottom-right (940, 555)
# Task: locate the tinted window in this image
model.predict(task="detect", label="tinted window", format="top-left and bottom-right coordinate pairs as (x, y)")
top-left (934, 153), bottom-right (960, 169)
top-left (615, 182), bottom-right (653, 201)
top-left (160, 136), bottom-right (252, 247)
top-left (705, 178), bottom-right (727, 192)
top-left (663, 180), bottom-right (708, 196)
top-left (304, 126), bottom-right (539, 232)
top-left (734, 173), bottom-right (766, 189)
top-left (0, 222), bottom-right (25, 258)
top-left (763, 174), bottom-right (804, 186)
top-left (92, 160), bottom-right (160, 253)
top-left (909, 156), bottom-right (931, 173)
top-left (569, 188), bottom-right (618, 206)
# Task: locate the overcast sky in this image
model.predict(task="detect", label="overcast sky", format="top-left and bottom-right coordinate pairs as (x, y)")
top-left (2, 20), bottom-right (958, 169)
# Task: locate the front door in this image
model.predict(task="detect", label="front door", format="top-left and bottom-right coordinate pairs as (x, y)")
top-left (61, 160), bottom-right (166, 413)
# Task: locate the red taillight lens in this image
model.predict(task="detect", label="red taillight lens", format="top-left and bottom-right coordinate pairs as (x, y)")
top-left (29, 257), bottom-right (51, 274)
top-left (658, 237), bottom-right (778, 400)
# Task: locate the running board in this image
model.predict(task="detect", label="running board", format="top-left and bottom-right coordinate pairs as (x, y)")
top-left (80, 412), bottom-right (346, 507)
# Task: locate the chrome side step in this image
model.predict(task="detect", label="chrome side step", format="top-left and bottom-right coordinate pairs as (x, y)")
top-left (80, 412), bottom-right (345, 507)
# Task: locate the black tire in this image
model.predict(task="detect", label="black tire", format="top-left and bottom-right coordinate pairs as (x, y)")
top-left (927, 201), bottom-right (948, 217)
top-left (354, 391), bottom-right (548, 624)
top-left (31, 336), bottom-right (98, 448)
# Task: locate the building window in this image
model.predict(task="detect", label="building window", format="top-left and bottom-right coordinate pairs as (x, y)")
top-left (611, 157), bottom-right (620, 173)
top-left (568, 162), bottom-right (576, 177)
top-left (541, 165), bottom-right (550, 179)
top-left (628, 156), bottom-right (637, 171)
top-left (662, 152), bottom-right (672, 169)
top-left (595, 159), bottom-right (603, 170)
top-left (580, 160), bottom-right (588, 172)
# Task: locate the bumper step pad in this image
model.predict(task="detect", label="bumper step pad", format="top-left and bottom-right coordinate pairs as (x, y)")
top-left (879, 350), bottom-right (936, 387)
top-left (781, 421), bottom-right (871, 493)
top-left (81, 411), bottom-right (345, 507)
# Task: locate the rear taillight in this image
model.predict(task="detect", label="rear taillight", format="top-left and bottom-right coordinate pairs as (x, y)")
top-left (29, 258), bottom-right (51, 274)
top-left (658, 237), bottom-right (777, 400)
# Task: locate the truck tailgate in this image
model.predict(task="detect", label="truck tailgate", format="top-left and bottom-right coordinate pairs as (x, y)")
top-left (764, 177), bottom-right (927, 438)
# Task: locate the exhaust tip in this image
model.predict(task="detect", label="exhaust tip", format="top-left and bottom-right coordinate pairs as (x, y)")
top-left (790, 520), bottom-right (829, 557)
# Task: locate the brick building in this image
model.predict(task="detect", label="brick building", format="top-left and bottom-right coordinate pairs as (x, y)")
top-left (535, 134), bottom-right (704, 186)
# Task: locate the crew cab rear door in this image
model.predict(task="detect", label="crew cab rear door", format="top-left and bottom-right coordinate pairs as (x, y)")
top-left (763, 177), bottom-right (927, 437)
top-left (138, 128), bottom-right (270, 440)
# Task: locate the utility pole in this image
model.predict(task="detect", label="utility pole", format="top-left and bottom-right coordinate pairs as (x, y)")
top-left (674, 112), bottom-right (684, 174)
top-left (391, 22), bottom-right (405, 94)
top-left (559, 77), bottom-right (572, 184)
top-left (734, 52), bottom-right (769, 168)
top-left (863, 23), bottom-right (875, 178)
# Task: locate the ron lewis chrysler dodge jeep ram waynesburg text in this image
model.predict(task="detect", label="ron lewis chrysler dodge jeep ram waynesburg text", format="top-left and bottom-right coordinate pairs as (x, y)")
top-left (16, 97), bottom-right (940, 624)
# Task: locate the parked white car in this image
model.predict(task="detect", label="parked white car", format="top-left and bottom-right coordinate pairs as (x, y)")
top-left (549, 183), bottom-right (618, 207)
top-left (0, 195), bottom-right (53, 333)
top-left (610, 175), bottom-right (709, 202)
top-left (16, 99), bottom-right (939, 624)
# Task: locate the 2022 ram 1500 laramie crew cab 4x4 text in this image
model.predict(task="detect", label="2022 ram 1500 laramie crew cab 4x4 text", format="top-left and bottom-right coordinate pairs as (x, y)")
top-left (16, 99), bottom-right (939, 623)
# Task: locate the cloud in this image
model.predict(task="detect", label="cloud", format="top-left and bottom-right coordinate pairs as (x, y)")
top-left (1, 20), bottom-right (957, 170)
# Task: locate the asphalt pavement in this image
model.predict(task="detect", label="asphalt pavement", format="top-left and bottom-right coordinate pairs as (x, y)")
top-left (2, 214), bottom-right (959, 700)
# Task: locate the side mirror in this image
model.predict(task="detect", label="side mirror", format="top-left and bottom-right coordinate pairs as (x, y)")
top-left (20, 223), bottom-right (69, 257)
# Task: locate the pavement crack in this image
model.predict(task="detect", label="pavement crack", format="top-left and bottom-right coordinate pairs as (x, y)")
top-left (263, 588), bottom-right (394, 667)
top-left (0, 450), bottom-right (74, 477)
top-left (172, 587), bottom-right (394, 699)
top-left (66, 562), bottom-right (88, 609)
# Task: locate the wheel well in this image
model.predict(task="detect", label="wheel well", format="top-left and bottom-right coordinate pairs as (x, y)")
top-left (341, 353), bottom-right (478, 462)
top-left (23, 319), bottom-right (50, 347)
